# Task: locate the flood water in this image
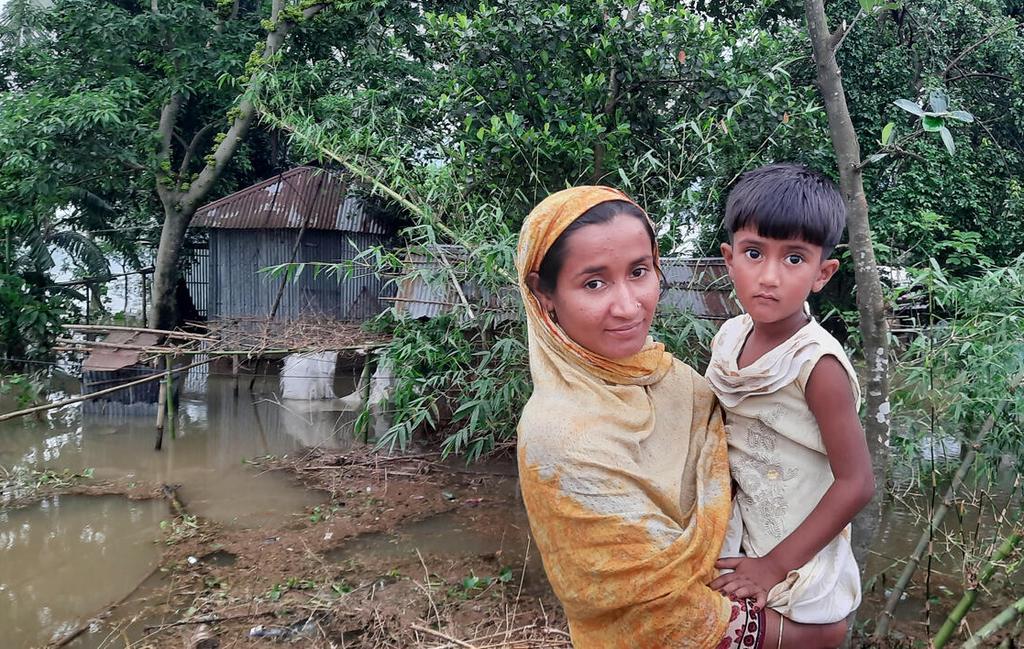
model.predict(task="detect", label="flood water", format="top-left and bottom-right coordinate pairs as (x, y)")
top-left (326, 475), bottom-right (549, 592)
top-left (0, 495), bottom-right (164, 645)
top-left (1, 367), bottom-right (1021, 646)
top-left (0, 372), bottom-right (360, 647)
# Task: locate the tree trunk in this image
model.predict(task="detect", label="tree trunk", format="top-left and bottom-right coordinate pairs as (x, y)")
top-left (804, 0), bottom-right (891, 588)
top-left (147, 0), bottom-right (327, 329)
top-left (149, 207), bottom-right (192, 330)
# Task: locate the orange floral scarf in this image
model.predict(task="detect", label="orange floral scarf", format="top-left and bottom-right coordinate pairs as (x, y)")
top-left (516, 186), bottom-right (734, 648)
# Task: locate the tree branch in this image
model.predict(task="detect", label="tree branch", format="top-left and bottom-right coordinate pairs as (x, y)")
top-left (830, 9), bottom-right (864, 54)
top-left (591, 2), bottom-right (638, 184)
top-left (946, 71), bottom-right (1012, 84)
top-left (942, 23), bottom-right (1015, 81)
top-left (156, 93), bottom-right (183, 204)
top-left (181, 0), bottom-right (328, 213)
top-left (177, 122), bottom-right (221, 180)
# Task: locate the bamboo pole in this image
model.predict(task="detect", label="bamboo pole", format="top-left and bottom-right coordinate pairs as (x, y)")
top-left (59, 343), bottom-right (385, 356)
top-left (57, 338), bottom-right (188, 354)
top-left (154, 381), bottom-right (167, 450)
top-left (164, 354), bottom-right (175, 440)
top-left (962, 595), bottom-right (1024, 649)
top-left (62, 323), bottom-right (212, 341)
top-left (875, 376), bottom-right (1020, 638)
top-left (933, 531), bottom-right (1023, 648)
top-left (0, 358), bottom-right (212, 423)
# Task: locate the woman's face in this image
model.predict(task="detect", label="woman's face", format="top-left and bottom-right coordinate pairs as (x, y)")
top-left (531, 214), bottom-right (660, 360)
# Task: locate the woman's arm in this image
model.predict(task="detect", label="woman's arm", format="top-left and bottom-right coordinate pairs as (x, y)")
top-left (711, 354), bottom-right (875, 594)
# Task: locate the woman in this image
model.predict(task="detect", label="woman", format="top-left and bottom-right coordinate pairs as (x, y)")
top-left (516, 186), bottom-right (847, 649)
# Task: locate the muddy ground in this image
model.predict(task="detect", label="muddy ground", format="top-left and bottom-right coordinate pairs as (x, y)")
top-left (52, 448), bottom-right (568, 649)
top-left (27, 447), bottom-right (1016, 649)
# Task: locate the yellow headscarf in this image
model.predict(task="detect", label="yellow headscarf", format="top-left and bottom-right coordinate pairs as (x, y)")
top-left (516, 186), bottom-right (734, 649)
top-left (516, 185), bottom-right (672, 385)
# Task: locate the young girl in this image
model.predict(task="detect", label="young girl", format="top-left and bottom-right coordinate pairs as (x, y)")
top-left (705, 163), bottom-right (875, 630)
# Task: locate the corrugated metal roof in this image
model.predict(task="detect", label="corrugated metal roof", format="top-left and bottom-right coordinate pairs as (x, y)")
top-left (191, 167), bottom-right (391, 234)
top-left (659, 256), bottom-right (741, 320)
top-left (82, 331), bottom-right (162, 372)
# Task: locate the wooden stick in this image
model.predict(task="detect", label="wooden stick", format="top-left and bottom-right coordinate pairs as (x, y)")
top-left (62, 323), bottom-right (211, 341)
top-left (57, 338), bottom-right (183, 353)
top-left (61, 342), bottom-right (385, 356)
top-left (411, 624), bottom-right (479, 649)
top-left (48, 565), bottom-right (163, 648)
top-left (155, 380), bottom-right (167, 450)
top-left (164, 354), bottom-right (175, 441)
top-left (0, 358), bottom-right (212, 423)
top-left (143, 610), bottom-right (274, 632)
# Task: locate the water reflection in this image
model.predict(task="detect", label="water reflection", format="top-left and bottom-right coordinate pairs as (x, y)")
top-left (0, 373), bottom-right (364, 648)
top-left (0, 376), bottom-right (358, 528)
top-left (0, 495), bottom-right (164, 647)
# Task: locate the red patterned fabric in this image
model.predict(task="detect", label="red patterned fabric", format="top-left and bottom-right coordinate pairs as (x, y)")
top-left (718, 599), bottom-right (766, 649)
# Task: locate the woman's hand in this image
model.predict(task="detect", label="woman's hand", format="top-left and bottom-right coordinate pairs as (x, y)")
top-left (708, 556), bottom-right (786, 611)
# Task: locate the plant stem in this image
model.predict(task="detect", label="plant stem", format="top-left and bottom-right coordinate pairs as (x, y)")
top-left (962, 595), bottom-right (1024, 649)
top-left (933, 531), bottom-right (1023, 648)
top-left (875, 374), bottom-right (1020, 638)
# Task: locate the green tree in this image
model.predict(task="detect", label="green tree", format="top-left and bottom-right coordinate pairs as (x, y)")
top-left (259, 0), bottom-right (824, 456)
top-left (0, 0), bottom-right (432, 330)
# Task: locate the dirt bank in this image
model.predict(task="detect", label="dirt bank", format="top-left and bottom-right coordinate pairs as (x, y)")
top-left (66, 448), bottom-right (567, 649)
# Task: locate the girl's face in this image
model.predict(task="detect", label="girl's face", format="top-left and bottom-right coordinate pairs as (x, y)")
top-left (721, 225), bottom-right (839, 329)
top-left (529, 214), bottom-right (660, 360)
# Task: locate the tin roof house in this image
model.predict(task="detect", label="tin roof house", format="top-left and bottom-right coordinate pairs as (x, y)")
top-left (188, 167), bottom-right (396, 323)
top-left (393, 246), bottom-right (741, 323)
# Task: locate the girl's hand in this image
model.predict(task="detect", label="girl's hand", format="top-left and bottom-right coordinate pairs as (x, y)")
top-left (709, 556), bottom-right (786, 610)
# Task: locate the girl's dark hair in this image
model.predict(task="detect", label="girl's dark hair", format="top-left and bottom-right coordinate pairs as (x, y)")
top-left (536, 200), bottom-right (656, 293)
top-left (724, 163), bottom-right (846, 257)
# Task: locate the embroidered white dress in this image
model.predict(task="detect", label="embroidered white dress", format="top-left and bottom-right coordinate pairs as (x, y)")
top-left (705, 314), bottom-right (862, 624)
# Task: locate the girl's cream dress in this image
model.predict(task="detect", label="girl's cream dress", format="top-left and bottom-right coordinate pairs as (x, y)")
top-left (705, 313), bottom-right (862, 624)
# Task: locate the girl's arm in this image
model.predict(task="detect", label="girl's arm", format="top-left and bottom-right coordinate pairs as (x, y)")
top-left (711, 354), bottom-right (875, 596)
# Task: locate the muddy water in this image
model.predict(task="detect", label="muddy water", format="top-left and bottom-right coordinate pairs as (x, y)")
top-left (0, 374), bottom-right (360, 648)
top-left (327, 474), bottom-right (548, 591)
top-left (2, 367), bottom-right (1020, 646)
top-left (860, 479), bottom-right (1023, 628)
top-left (0, 495), bottom-right (165, 647)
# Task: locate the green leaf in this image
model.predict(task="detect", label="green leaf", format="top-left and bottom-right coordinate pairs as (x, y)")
top-left (939, 126), bottom-right (955, 155)
top-left (894, 99), bottom-right (924, 116)
top-left (881, 122), bottom-right (895, 145)
top-left (864, 152), bottom-right (888, 165)
top-left (922, 115), bottom-right (944, 132)
top-left (928, 90), bottom-right (948, 114)
top-left (948, 110), bottom-right (974, 123)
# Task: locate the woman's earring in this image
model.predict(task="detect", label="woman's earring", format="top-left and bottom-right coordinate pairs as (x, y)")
top-left (548, 309), bottom-right (558, 324)
top-left (635, 301), bottom-right (642, 311)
